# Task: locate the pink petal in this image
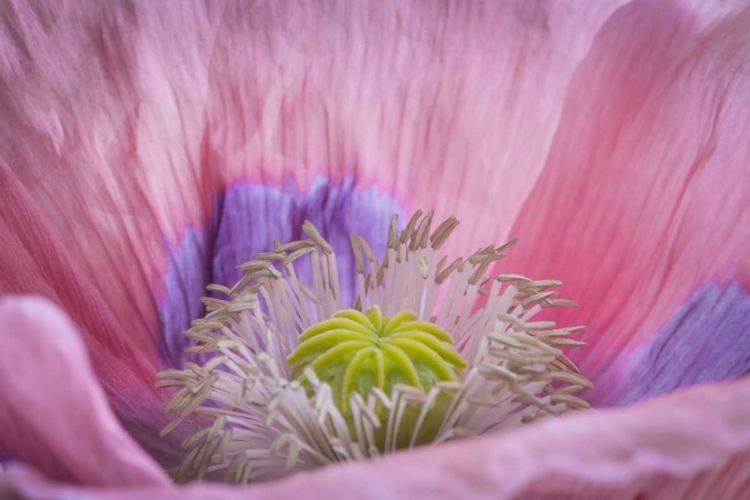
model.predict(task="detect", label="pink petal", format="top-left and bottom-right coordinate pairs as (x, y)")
top-left (6, 376), bottom-right (750, 498)
top-left (490, 0), bottom-right (750, 397)
top-left (0, 296), bottom-right (168, 487)
top-left (193, 1), bottom-right (628, 255)
top-left (0, 3), bottom-right (217, 456)
top-left (0, 0), bottom-right (624, 458)
top-left (0, 167), bottom-right (194, 464)
top-left (0, 1), bottom-right (629, 281)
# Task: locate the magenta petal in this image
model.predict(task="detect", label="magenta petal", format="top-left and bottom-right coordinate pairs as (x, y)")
top-left (0, 296), bottom-right (168, 487)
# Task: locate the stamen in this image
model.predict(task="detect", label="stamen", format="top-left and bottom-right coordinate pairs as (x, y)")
top-left (157, 212), bottom-right (591, 484)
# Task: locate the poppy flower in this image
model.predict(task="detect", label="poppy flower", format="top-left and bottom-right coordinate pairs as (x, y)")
top-left (1, 1), bottom-right (750, 499)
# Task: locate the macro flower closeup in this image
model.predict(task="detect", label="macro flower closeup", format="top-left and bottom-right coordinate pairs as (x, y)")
top-left (1, 1), bottom-right (750, 499)
top-left (157, 212), bottom-right (592, 484)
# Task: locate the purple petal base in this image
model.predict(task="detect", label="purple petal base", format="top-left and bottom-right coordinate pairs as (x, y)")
top-left (606, 281), bottom-right (750, 406)
top-left (157, 176), bottom-right (405, 369)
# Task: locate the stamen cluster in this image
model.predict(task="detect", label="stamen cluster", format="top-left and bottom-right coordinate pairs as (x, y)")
top-left (157, 211), bottom-right (590, 484)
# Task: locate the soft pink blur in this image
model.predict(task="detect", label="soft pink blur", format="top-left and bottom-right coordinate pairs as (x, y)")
top-left (0, 297), bottom-right (167, 487)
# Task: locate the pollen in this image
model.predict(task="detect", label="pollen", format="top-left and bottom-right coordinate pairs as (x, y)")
top-left (156, 210), bottom-right (592, 484)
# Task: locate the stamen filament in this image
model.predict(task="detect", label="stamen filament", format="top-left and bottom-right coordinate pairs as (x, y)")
top-left (157, 211), bottom-right (591, 484)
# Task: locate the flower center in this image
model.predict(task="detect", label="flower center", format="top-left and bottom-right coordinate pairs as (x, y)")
top-left (287, 306), bottom-right (466, 446)
top-left (157, 212), bottom-right (592, 483)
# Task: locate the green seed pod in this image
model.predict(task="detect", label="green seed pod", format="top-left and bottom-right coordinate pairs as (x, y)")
top-left (288, 306), bottom-right (467, 448)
